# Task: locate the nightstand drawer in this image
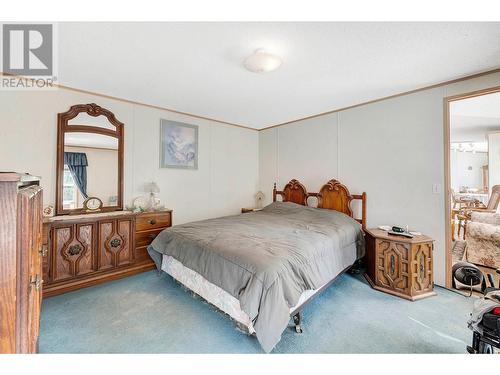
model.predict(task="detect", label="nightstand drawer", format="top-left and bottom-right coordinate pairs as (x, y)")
top-left (136, 212), bottom-right (171, 231)
top-left (135, 229), bottom-right (164, 247)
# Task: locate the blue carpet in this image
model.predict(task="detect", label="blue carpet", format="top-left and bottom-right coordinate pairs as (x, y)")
top-left (40, 271), bottom-right (475, 353)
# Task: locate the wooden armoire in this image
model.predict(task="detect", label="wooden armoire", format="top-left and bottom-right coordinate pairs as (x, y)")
top-left (0, 173), bottom-right (43, 353)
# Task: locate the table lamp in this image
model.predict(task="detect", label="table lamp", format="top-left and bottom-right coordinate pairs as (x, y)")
top-left (145, 181), bottom-right (160, 210)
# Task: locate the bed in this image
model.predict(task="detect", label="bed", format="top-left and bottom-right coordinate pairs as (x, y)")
top-left (148, 179), bottom-right (367, 352)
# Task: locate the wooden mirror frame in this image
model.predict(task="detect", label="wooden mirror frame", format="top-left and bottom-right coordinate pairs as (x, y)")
top-left (55, 103), bottom-right (124, 215)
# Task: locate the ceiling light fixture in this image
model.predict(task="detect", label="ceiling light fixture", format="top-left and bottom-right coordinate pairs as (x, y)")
top-left (244, 49), bottom-right (282, 73)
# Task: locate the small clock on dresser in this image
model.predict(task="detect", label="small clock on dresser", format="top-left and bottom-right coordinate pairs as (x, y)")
top-left (83, 196), bottom-right (103, 212)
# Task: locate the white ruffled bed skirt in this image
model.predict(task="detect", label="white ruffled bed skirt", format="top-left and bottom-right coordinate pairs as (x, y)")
top-left (161, 255), bottom-right (321, 334)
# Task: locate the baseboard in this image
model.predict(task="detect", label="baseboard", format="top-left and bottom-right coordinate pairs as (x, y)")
top-left (42, 262), bottom-right (156, 298)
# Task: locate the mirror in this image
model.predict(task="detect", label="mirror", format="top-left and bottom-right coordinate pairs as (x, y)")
top-left (56, 103), bottom-right (124, 215)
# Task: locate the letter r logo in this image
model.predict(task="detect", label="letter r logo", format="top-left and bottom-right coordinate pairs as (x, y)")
top-left (2, 24), bottom-right (53, 76)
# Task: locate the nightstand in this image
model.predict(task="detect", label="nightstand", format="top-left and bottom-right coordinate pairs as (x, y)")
top-left (135, 210), bottom-right (172, 263)
top-left (364, 228), bottom-right (436, 301)
top-left (241, 208), bottom-right (262, 213)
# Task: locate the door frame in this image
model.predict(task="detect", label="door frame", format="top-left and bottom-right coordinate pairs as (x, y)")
top-left (443, 84), bottom-right (500, 288)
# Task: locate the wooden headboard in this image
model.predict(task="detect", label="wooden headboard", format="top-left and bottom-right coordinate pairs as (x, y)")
top-left (273, 179), bottom-right (367, 230)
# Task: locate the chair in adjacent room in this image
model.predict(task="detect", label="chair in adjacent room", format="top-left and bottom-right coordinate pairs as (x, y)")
top-left (457, 185), bottom-right (500, 240)
top-left (464, 211), bottom-right (500, 269)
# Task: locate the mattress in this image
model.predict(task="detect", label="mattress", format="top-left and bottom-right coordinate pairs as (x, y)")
top-left (161, 254), bottom-right (322, 334)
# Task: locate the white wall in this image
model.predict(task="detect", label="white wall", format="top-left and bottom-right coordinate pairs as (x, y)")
top-left (450, 151), bottom-right (488, 192)
top-left (259, 71), bottom-right (500, 286)
top-left (488, 132), bottom-right (500, 195)
top-left (0, 89), bottom-right (259, 225)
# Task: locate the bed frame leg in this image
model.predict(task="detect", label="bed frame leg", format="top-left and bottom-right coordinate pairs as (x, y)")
top-left (293, 312), bottom-right (303, 333)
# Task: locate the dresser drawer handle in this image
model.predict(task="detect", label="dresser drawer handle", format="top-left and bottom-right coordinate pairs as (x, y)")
top-left (110, 238), bottom-right (122, 248)
top-left (148, 219), bottom-right (157, 225)
top-left (39, 245), bottom-right (48, 257)
top-left (68, 244), bottom-right (82, 256)
top-left (30, 275), bottom-right (43, 291)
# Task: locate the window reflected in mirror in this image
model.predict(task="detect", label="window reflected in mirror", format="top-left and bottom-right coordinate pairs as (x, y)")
top-left (63, 165), bottom-right (78, 209)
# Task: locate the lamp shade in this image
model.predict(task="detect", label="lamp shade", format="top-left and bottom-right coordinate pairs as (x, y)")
top-left (255, 191), bottom-right (265, 208)
top-left (145, 182), bottom-right (160, 194)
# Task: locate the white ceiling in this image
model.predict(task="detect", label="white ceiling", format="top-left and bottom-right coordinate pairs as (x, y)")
top-left (58, 22), bottom-right (500, 129)
top-left (451, 91), bottom-right (500, 142)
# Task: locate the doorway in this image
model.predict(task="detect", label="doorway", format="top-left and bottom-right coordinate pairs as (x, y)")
top-left (444, 86), bottom-right (500, 292)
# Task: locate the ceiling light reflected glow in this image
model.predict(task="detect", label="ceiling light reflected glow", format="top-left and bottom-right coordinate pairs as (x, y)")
top-left (244, 49), bottom-right (282, 73)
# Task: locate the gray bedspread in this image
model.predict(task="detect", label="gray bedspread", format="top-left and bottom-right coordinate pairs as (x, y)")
top-left (148, 201), bottom-right (365, 352)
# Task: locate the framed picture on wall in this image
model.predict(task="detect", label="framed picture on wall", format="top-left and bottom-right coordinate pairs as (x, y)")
top-left (160, 119), bottom-right (198, 169)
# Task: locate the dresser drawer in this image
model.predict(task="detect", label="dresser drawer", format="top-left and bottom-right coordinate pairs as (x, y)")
top-left (136, 212), bottom-right (171, 231)
top-left (135, 229), bottom-right (164, 247)
top-left (41, 211), bottom-right (170, 297)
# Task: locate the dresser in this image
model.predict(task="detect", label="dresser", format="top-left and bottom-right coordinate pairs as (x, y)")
top-left (42, 210), bottom-right (172, 297)
top-left (40, 103), bottom-right (173, 297)
top-left (364, 228), bottom-right (435, 301)
top-left (0, 173), bottom-right (43, 353)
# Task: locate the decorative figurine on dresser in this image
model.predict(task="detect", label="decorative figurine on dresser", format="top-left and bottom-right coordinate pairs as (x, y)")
top-left (364, 228), bottom-right (436, 301)
top-left (41, 103), bottom-right (172, 297)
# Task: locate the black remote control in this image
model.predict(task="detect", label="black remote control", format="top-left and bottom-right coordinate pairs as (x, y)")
top-left (388, 231), bottom-right (414, 238)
